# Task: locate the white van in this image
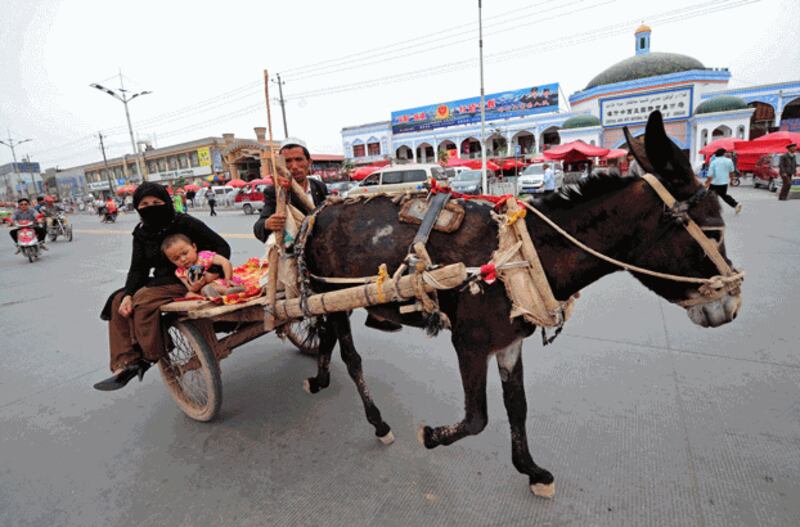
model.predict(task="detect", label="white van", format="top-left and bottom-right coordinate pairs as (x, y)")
top-left (197, 185), bottom-right (234, 204)
top-left (346, 163), bottom-right (447, 196)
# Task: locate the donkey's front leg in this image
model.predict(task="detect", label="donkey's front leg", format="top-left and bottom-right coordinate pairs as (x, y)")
top-left (331, 312), bottom-right (394, 445)
top-left (418, 345), bottom-right (489, 448)
top-left (303, 316), bottom-right (336, 394)
top-left (496, 340), bottom-right (555, 498)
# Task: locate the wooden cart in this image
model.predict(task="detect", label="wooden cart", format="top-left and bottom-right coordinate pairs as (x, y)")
top-left (158, 295), bottom-right (318, 422)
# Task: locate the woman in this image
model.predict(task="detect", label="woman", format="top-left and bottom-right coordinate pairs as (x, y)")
top-left (94, 182), bottom-right (230, 391)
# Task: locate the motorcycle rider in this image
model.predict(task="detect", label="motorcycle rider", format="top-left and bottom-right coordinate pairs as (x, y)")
top-left (104, 196), bottom-right (118, 222)
top-left (9, 197), bottom-right (47, 252)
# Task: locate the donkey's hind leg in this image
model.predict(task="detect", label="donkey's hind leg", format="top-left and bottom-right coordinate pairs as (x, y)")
top-left (418, 344), bottom-right (489, 448)
top-left (496, 339), bottom-right (555, 498)
top-left (330, 311), bottom-right (394, 445)
top-left (303, 316), bottom-right (336, 394)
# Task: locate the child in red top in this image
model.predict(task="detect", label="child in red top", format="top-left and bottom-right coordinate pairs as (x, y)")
top-left (161, 233), bottom-right (244, 298)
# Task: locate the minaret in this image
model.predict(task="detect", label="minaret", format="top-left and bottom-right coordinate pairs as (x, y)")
top-left (635, 23), bottom-right (651, 56)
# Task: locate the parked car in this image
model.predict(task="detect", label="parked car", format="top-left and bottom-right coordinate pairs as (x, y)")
top-left (326, 181), bottom-right (354, 195)
top-left (752, 154), bottom-right (780, 192)
top-left (235, 183), bottom-right (266, 215)
top-left (345, 163), bottom-right (447, 196)
top-left (444, 166), bottom-right (469, 182)
top-left (449, 169), bottom-right (489, 195)
top-left (197, 185), bottom-right (235, 205)
top-left (517, 163), bottom-right (564, 194)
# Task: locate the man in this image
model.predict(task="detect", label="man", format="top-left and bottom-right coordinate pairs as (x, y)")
top-left (207, 192), bottom-right (217, 216)
top-left (253, 138), bottom-right (400, 332)
top-left (9, 197), bottom-right (47, 251)
top-left (705, 148), bottom-right (742, 214)
top-left (626, 152), bottom-right (645, 177)
top-left (778, 143), bottom-right (797, 201)
top-left (542, 163), bottom-right (556, 195)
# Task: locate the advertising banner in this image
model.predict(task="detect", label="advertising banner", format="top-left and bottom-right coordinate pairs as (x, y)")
top-left (197, 146), bottom-right (212, 166)
top-left (601, 87), bottom-right (693, 127)
top-left (391, 83), bottom-right (559, 135)
top-left (147, 165), bottom-right (212, 183)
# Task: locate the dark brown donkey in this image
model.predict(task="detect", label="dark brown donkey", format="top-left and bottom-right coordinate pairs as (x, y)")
top-left (299, 111), bottom-right (741, 497)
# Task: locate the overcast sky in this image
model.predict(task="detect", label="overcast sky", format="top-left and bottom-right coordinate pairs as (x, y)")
top-left (1, 0), bottom-right (798, 169)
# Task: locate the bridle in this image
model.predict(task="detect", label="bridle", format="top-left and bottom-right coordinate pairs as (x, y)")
top-left (517, 174), bottom-right (744, 309)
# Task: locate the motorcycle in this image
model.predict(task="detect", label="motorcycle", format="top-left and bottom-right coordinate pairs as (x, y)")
top-left (99, 206), bottom-right (118, 223)
top-left (47, 212), bottom-right (74, 242)
top-left (15, 220), bottom-right (41, 263)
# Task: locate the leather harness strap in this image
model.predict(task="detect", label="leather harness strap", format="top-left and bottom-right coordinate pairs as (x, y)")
top-left (412, 191), bottom-right (451, 247)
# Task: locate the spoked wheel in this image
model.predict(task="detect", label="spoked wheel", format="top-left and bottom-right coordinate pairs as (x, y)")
top-left (159, 321), bottom-right (222, 422)
top-left (48, 231), bottom-right (57, 242)
top-left (284, 317), bottom-right (321, 356)
top-left (25, 248), bottom-right (34, 263)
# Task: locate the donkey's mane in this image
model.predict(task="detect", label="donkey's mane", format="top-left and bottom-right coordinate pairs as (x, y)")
top-left (540, 172), bottom-right (638, 211)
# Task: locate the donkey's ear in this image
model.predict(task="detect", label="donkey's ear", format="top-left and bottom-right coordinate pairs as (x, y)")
top-left (644, 110), bottom-right (695, 185)
top-left (623, 126), bottom-right (655, 174)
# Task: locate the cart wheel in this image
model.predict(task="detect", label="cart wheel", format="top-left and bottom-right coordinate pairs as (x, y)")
top-left (159, 321), bottom-right (222, 422)
top-left (49, 231), bottom-right (57, 241)
top-left (284, 318), bottom-right (320, 356)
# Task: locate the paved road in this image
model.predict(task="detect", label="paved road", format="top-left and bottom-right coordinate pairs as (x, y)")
top-left (1, 186), bottom-right (798, 526)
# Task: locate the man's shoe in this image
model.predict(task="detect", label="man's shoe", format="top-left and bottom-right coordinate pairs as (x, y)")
top-left (14, 246), bottom-right (20, 254)
top-left (735, 203), bottom-right (743, 214)
top-left (39, 243), bottom-right (48, 251)
top-left (93, 360), bottom-right (152, 391)
top-left (364, 314), bottom-right (403, 333)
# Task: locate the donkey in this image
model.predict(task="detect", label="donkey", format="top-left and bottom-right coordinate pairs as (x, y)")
top-left (298, 111), bottom-right (741, 497)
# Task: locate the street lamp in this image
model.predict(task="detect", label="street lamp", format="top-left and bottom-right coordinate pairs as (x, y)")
top-left (0, 132), bottom-right (33, 198)
top-left (89, 79), bottom-right (151, 183)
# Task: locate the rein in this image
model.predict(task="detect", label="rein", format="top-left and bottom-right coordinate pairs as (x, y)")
top-left (517, 174), bottom-right (744, 308)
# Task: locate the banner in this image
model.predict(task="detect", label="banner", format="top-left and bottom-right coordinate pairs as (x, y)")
top-left (601, 87), bottom-right (693, 127)
top-left (197, 146), bottom-right (212, 166)
top-left (391, 83), bottom-right (559, 135)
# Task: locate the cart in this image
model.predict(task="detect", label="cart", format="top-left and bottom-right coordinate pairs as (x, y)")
top-left (158, 295), bottom-right (319, 422)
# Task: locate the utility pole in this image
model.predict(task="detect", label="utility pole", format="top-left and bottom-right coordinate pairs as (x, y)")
top-left (478, 0), bottom-right (488, 194)
top-left (272, 73), bottom-right (289, 138)
top-left (0, 130), bottom-right (33, 199)
top-left (98, 132), bottom-right (114, 196)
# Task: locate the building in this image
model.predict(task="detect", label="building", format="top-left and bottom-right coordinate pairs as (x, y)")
top-left (342, 25), bottom-right (800, 169)
top-left (0, 161), bottom-right (43, 200)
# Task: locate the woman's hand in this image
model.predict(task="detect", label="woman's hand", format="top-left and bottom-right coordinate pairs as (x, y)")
top-left (118, 295), bottom-right (133, 318)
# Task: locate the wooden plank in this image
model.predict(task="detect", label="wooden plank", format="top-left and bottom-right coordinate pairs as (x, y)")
top-left (160, 299), bottom-right (214, 313)
top-left (273, 263), bottom-right (467, 321)
top-left (187, 296), bottom-right (269, 320)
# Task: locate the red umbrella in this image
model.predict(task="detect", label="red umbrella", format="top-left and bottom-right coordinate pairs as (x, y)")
top-left (543, 140), bottom-right (609, 162)
top-left (754, 131), bottom-right (800, 144)
top-left (351, 166), bottom-right (382, 180)
top-left (500, 159), bottom-right (527, 170)
top-left (228, 179), bottom-right (248, 188)
top-left (602, 148), bottom-right (628, 160)
top-left (445, 157), bottom-right (471, 167)
top-left (699, 138), bottom-right (739, 156)
top-left (463, 159), bottom-right (501, 171)
top-left (249, 177), bottom-right (273, 185)
top-left (733, 139), bottom-right (793, 172)
top-left (184, 184), bottom-right (201, 192)
top-left (116, 184), bottom-right (137, 195)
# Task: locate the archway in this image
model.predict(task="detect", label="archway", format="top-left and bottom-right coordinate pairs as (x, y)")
top-left (416, 142), bottom-right (435, 163)
top-left (712, 125), bottom-right (732, 139)
top-left (737, 125), bottom-right (746, 139)
top-left (748, 101), bottom-right (775, 139)
top-left (511, 131), bottom-right (535, 156)
top-left (540, 126), bottom-right (561, 151)
top-left (780, 96), bottom-right (800, 131)
top-left (395, 145), bottom-right (413, 161)
top-left (438, 140), bottom-right (457, 161)
top-left (700, 129), bottom-right (709, 148)
top-left (461, 137), bottom-right (481, 158)
top-left (487, 133), bottom-right (507, 157)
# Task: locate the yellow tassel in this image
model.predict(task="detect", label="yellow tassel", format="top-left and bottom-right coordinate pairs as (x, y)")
top-left (506, 208), bottom-right (527, 226)
top-left (376, 263), bottom-right (389, 303)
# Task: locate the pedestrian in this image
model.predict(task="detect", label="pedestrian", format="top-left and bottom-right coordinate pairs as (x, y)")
top-left (778, 143), bottom-right (797, 201)
top-left (185, 189), bottom-right (196, 208)
top-left (626, 152), bottom-right (645, 177)
top-left (207, 193), bottom-right (217, 216)
top-left (704, 148), bottom-right (742, 214)
top-left (542, 163), bottom-right (556, 195)
top-left (172, 191), bottom-right (185, 214)
top-left (93, 182), bottom-right (230, 391)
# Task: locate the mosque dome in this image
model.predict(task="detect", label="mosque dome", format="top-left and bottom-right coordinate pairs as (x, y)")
top-left (585, 52), bottom-right (706, 90)
top-left (695, 95), bottom-right (749, 114)
top-left (561, 114), bottom-right (602, 129)
top-left (635, 23), bottom-right (651, 34)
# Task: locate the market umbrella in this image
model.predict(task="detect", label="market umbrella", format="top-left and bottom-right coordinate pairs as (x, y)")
top-left (249, 177), bottom-right (273, 185)
top-left (543, 140), bottom-right (609, 163)
top-left (351, 166), bottom-right (382, 180)
top-left (445, 157), bottom-right (471, 167)
top-left (602, 148), bottom-right (628, 160)
top-left (228, 179), bottom-right (248, 188)
top-left (733, 139), bottom-right (794, 172)
top-left (754, 131), bottom-right (800, 144)
top-left (500, 159), bottom-right (527, 170)
top-left (184, 184), bottom-right (201, 192)
top-left (115, 184), bottom-right (137, 195)
top-left (699, 138), bottom-right (739, 156)
top-left (463, 159), bottom-right (501, 171)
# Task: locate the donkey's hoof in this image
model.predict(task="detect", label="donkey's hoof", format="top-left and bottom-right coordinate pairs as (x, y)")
top-left (378, 430), bottom-right (395, 445)
top-left (416, 424), bottom-right (426, 446)
top-left (416, 424), bottom-right (434, 448)
top-left (530, 482), bottom-right (555, 499)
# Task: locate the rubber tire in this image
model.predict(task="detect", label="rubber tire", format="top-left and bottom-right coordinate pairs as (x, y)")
top-left (49, 231), bottom-right (57, 242)
top-left (159, 321), bottom-right (222, 422)
top-left (769, 179), bottom-right (777, 192)
top-left (26, 248), bottom-right (34, 263)
top-left (66, 226), bottom-right (73, 242)
top-left (243, 204), bottom-right (253, 215)
top-left (284, 318), bottom-right (321, 356)
top-left (730, 176), bottom-right (740, 187)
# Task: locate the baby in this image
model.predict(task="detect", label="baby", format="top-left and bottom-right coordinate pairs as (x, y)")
top-left (161, 233), bottom-right (244, 299)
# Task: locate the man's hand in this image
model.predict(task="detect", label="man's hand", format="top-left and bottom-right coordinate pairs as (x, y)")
top-left (265, 212), bottom-right (286, 232)
top-left (118, 295), bottom-right (133, 318)
top-left (703, 178), bottom-right (712, 189)
top-left (275, 174), bottom-right (291, 189)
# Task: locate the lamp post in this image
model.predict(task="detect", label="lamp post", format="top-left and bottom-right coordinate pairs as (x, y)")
top-left (0, 131), bottom-right (33, 198)
top-left (89, 75), bottom-right (151, 183)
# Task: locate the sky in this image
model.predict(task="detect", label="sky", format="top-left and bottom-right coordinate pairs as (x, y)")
top-left (1, 0), bottom-right (798, 170)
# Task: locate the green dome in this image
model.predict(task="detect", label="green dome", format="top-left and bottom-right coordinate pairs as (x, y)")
top-left (562, 114), bottom-right (602, 129)
top-left (695, 95), bottom-right (749, 114)
top-left (585, 52), bottom-right (705, 90)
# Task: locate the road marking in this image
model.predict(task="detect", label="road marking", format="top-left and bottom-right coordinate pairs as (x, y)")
top-left (74, 229), bottom-right (254, 239)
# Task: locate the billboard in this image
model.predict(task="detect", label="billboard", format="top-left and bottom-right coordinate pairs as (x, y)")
top-left (391, 83), bottom-right (559, 135)
top-left (197, 146), bottom-right (212, 166)
top-left (601, 87), bottom-right (693, 127)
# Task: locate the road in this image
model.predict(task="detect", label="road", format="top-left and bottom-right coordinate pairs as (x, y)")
top-left (1, 185), bottom-right (798, 527)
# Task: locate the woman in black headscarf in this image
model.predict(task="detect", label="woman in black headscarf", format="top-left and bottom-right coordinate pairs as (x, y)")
top-left (94, 182), bottom-right (230, 391)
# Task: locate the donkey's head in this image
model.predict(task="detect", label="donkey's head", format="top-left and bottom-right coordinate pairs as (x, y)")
top-left (624, 111), bottom-right (741, 328)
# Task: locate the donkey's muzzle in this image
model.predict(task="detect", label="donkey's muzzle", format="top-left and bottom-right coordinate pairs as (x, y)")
top-left (686, 293), bottom-right (741, 328)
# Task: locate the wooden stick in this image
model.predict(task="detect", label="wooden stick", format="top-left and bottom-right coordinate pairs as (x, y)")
top-left (263, 68), bottom-right (287, 331)
top-left (272, 263), bottom-right (467, 321)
